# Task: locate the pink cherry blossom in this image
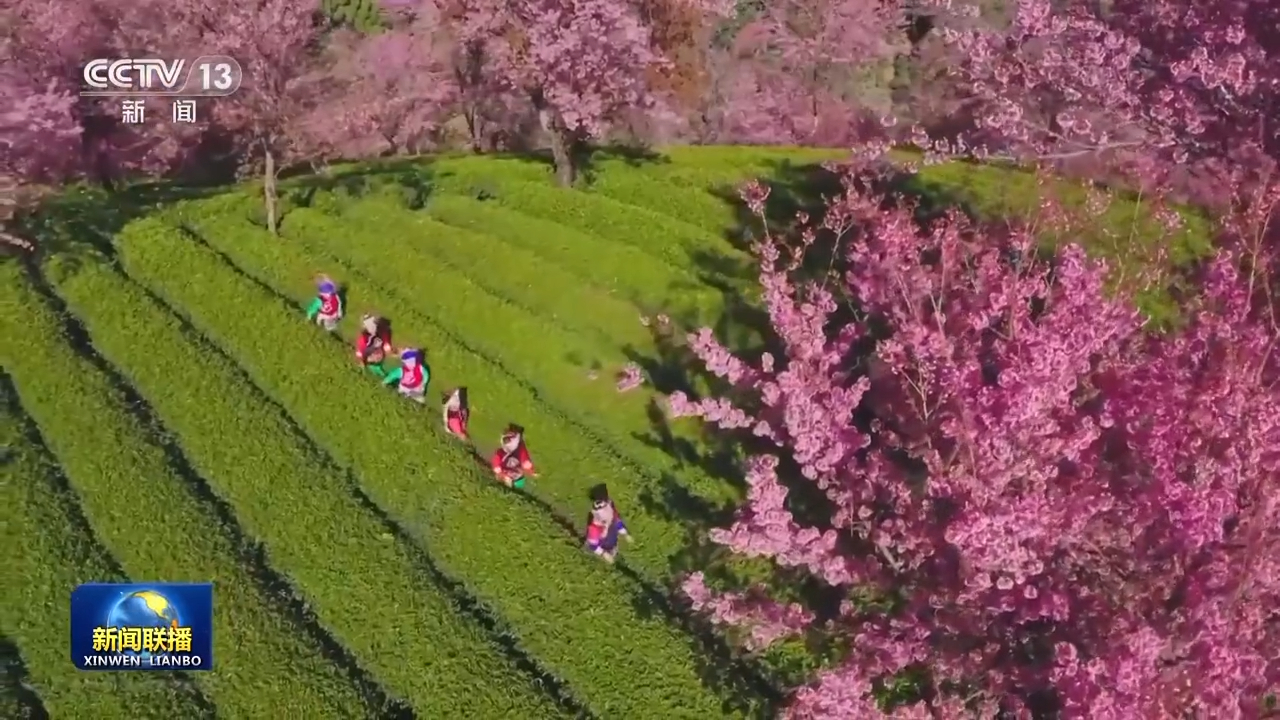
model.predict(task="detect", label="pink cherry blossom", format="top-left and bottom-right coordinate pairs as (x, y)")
top-left (677, 167), bottom-right (1280, 717)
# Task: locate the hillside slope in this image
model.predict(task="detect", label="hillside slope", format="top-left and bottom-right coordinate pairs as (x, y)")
top-left (6, 146), bottom-right (1211, 718)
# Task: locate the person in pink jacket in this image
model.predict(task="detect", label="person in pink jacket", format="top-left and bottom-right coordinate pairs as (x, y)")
top-left (584, 483), bottom-right (631, 563)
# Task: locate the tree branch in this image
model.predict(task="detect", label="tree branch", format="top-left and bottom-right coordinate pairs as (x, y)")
top-left (978, 139), bottom-right (1149, 164)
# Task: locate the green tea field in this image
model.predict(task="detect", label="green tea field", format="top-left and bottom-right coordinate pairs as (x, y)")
top-left (1, 146), bottom-right (1211, 719)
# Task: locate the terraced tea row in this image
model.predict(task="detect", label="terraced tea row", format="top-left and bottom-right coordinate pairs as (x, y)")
top-left (423, 194), bottom-right (711, 316)
top-left (432, 157), bottom-right (737, 276)
top-left (354, 196), bottom-right (641, 347)
top-left (420, 173), bottom-right (753, 337)
top-left (2, 405), bottom-right (196, 719)
top-left (0, 336), bottom-right (207, 717)
top-left (347, 191), bottom-right (755, 415)
top-left (34, 252), bottom-right (565, 718)
top-left (418, 187), bottom-right (727, 326)
top-left (260, 203), bottom-right (730, 580)
top-left (170, 195), bottom-right (706, 580)
top-left (1, 264), bottom-right (370, 717)
top-left (108, 216), bottom-right (755, 717)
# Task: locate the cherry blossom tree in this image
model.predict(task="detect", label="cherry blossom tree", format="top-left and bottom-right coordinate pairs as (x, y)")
top-left (147, 0), bottom-right (328, 234)
top-left (742, 0), bottom-right (903, 133)
top-left (671, 160), bottom-right (1279, 716)
top-left (698, 55), bottom-right (882, 146)
top-left (948, 0), bottom-right (1279, 203)
top-left (435, 0), bottom-right (534, 153)
top-left (0, 73), bottom-right (78, 251)
top-left (690, 0), bottom-right (905, 146)
top-left (1, 0), bottom-right (190, 249)
top-left (317, 4), bottom-right (457, 158)
top-left (3, 0), bottom-right (106, 188)
top-left (447, 0), bottom-right (669, 185)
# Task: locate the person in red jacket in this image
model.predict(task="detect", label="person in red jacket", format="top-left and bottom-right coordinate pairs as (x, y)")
top-left (490, 424), bottom-right (536, 489)
top-left (304, 276), bottom-right (343, 331)
top-left (354, 314), bottom-right (394, 378)
top-left (382, 348), bottom-right (429, 402)
top-left (441, 387), bottom-right (470, 441)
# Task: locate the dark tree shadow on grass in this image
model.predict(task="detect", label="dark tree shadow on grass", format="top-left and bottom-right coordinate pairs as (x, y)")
top-left (497, 143), bottom-right (669, 187)
top-left (264, 159), bottom-right (447, 229)
top-left (16, 181), bottom-right (228, 269)
top-left (0, 634), bottom-right (47, 720)
top-left (460, 441), bottom-right (786, 717)
top-left (618, 157), bottom-right (924, 697)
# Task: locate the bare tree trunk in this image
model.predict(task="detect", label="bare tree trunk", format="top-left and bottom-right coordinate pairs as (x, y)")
top-left (543, 115), bottom-right (575, 187)
top-left (382, 131), bottom-right (400, 157)
top-left (464, 104), bottom-right (485, 153)
top-left (529, 87), bottom-right (576, 186)
top-left (0, 177), bottom-right (34, 253)
top-left (81, 111), bottom-right (118, 192)
top-left (262, 139), bottom-right (278, 235)
top-left (456, 42), bottom-right (488, 154)
top-left (0, 227), bottom-right (35, 252)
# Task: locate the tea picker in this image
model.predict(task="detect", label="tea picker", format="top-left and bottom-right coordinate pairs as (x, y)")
top-left (584, 483), bottom-right (631, 563)
top-left (305, 276), bottom-right (343, 331)
top-left (442, 387), bottom-right (471, 441)
top-left (355, 314), bottom-right (394, 379)
top-left (491, 424), bottom-right (537, 489)
top-left (383, 348), bottom-right (430, 402)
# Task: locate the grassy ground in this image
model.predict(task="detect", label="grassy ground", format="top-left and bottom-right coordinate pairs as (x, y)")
top-left (3, 145), bottom-right (1214, 718)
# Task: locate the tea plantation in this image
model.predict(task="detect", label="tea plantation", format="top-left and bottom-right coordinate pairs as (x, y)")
top-left (1, 146), bottom-right (1210, 718)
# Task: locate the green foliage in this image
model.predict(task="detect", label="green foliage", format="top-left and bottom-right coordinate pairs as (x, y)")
top-left (0, 303), bottom-right (204, 717)
top-left (107, 211), bottom-right (758, 717)
top-left (10, 146), bottom-right (1215, 716)
top-left (35, 246), bottom-right (564, 718)
top-left (0, 264), bottom-right (368, 718)
top-left (321, 0), bottom-right (387, 32)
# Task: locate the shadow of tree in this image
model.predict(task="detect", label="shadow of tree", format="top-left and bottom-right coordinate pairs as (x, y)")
top-left (22, 153), bottom-right (796, 715)
top-left (618, 157), bottom-right (908, 693)
top-left (459, 446), bottom-right (786, 718)
top-left (620, 554), bottom-right (786, 719)
top-left (886, 165), bottom-right (995, 226)
top-left (494, 143), bottom-right (670, 187)
top-left (274, 158), bottom-right (446, 226)
top-left (15, 181), bottom-right (229, 268)
top-left (0, 634), bottom-right (47, 720)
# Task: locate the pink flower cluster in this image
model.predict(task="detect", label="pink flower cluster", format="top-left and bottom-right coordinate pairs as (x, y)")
top-left (616, 363), bottom-right (644, 393)
top-left (676, 173), bottom-right (1280, 717)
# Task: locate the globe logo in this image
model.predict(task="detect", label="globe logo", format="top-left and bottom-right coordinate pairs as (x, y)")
top-left (107, 590), bottom-right (180, 658)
